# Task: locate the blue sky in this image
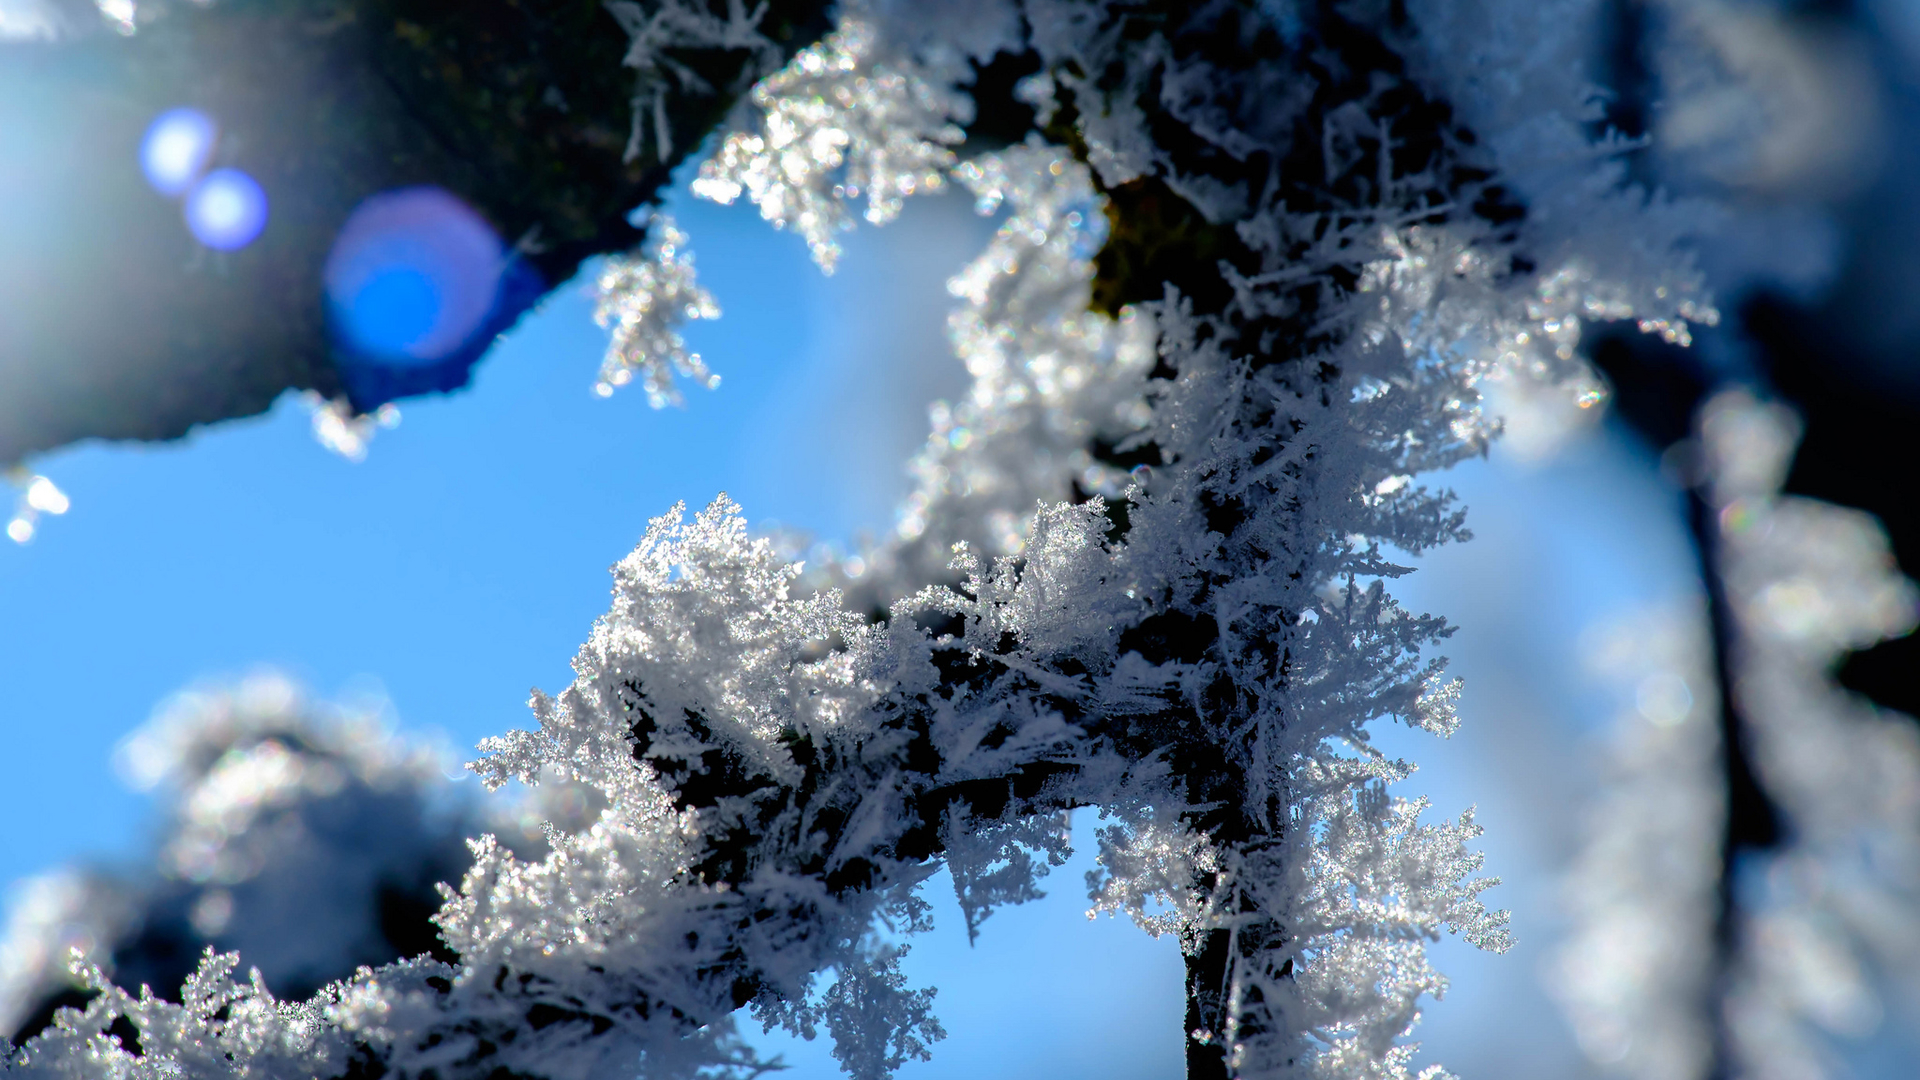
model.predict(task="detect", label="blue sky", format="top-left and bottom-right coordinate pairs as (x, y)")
top-left (0, 174), bottom-right (1735, 1077)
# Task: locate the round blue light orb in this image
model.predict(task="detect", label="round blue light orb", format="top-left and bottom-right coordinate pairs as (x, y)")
top-left (324, 187), bottom-right (506, 366)
top-left (184, 169), bottom-right (268, 251)
top-left (141, 108), bottom-right (218, 197)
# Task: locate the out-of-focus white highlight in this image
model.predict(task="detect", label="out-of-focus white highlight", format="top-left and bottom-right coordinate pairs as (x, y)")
top-left (184, 168), bottom-right (268, 251)
top-left (300, 392), bottom-right (400, 462)
top-left (0, 0), bottom-right (58, 40)
top-left (95, 0), bottom-right (133, 35)
top-left (7, 473), bottom-right (68, 545)
top-left (140, 108), bottom-right (217, 197)
top-left (26, 476), bottom-right (69, 515)
top-left (1636, 673), bottom-right (1696, 727)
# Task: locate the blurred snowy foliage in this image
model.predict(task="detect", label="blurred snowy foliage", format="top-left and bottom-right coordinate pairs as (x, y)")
top-left (1555, 606), bottom-right (1724, 1080)
top-left (12, 0), bottom-right (1871, 1079)
top-left (832, 143), bottom-right (1157, 601)
top-left (1708, 392), bottom-right (1920, 1080)
top-left (0, 676), bottom-right (476, 1041)
top-left (1553, 389), bottom-right (1920, 1080)
top-left (0, 677), bottom-right (603, 1052)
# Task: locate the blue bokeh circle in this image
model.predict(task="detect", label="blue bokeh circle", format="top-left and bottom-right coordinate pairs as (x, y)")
top-left (324, 187), bottom-right (506, 366)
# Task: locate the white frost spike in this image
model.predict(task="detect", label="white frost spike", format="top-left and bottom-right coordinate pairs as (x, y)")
top-left (592, 215), bottom-right (722, 407)
top-left (690, 18), bottom-right (966, 271)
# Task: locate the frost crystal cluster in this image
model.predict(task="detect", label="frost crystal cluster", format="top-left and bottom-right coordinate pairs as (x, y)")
top-left (592, 216), bottom-right (723, 405)
top-left (689, 14), bottom-right (970, 271)
top-left (8, 2), bottom-right (1755, 1079)
top-left (860, 143), bottom-right (1157, 592)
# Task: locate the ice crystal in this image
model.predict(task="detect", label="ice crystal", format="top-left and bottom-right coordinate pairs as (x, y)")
top-left (1397, 0), bottom-right (1722, 454)
top-left (690, 17), bottom-right (966, 271)
top-left (848, 143), bottom-right (1155, 596)
top-left (591, 216), bottom-right (722, 406)
top-left (604, 0), bottom-right (785, 167)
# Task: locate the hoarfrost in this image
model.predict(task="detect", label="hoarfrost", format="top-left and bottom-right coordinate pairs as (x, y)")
top-left (592, 216), bottom-right (722, 406)
top-left (3, 1), bottom-right (1761, 1078)
top-left (690, 17), bottom-right (967, 271)
top-left (604, 0), bottom-right (785, 168)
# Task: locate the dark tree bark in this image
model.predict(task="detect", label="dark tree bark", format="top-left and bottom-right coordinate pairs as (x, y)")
top-left (0, 0), bottom-right (832, 467)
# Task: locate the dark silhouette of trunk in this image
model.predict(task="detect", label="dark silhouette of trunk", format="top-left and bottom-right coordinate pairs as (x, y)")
top-left (1687, 486), bottom-right (1786, 1080)
top-left (1183, 930), bottom-right (1234, 1080)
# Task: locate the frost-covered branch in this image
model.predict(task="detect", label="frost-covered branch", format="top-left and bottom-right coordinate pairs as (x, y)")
top-left (5, 3), bottom-right (1744, 1080)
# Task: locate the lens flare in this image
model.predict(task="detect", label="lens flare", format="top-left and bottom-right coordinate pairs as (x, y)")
top-left (140, 108), bottom-right (216, 196)
top-left (98, 0), bottom-right (135, 36)
top-left (324, 187), bottom-right (506, 365)
top-left (184, 169), bottom-right (268, 251)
